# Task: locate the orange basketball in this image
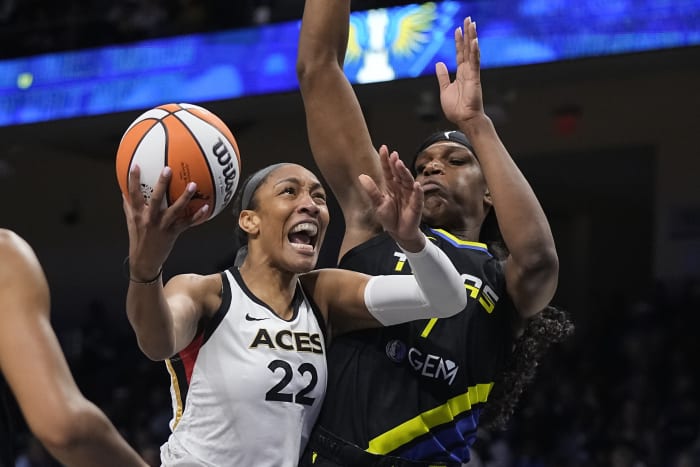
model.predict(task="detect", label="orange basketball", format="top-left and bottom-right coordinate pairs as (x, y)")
top-left (116, 103), bottom-right (241, 222)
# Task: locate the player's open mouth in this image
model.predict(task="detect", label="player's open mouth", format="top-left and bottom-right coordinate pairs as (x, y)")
top-left (288, 222), bottom-right (319, 253)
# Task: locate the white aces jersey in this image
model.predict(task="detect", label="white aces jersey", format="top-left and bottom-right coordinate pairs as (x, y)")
top-left (160, 268), bottom-right (328, 467)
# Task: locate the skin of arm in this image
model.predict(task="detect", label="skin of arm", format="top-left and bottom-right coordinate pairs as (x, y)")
top-left (0, 229), bottom-right (147, 467)
top-left (126, 272), bottom-right (221, 361)
top-left (296, 0), bottom-right (385, 258)
top-left (300, 269), bottom-right (373, 336)
top-left (436, 19), bottom-right (559, 317)
top-left (123, 165), bottom-right (219, 361)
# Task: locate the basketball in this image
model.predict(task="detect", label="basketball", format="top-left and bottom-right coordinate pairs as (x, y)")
top-left (116, 103), bottom-right (241, 222)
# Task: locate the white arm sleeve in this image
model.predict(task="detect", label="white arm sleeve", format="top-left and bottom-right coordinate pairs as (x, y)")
top-left (364, 236), bottom-right (467, 326)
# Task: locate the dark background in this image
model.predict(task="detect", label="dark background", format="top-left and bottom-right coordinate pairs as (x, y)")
top-left (1, 1), bottom-right (699, 466)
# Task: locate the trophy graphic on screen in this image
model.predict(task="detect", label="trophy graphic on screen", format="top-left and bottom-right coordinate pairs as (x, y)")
top-left (347, 3), bottom-right (438, 84)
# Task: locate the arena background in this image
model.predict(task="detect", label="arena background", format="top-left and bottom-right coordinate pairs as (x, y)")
top-left (1, 1), bottom-right (699, 466)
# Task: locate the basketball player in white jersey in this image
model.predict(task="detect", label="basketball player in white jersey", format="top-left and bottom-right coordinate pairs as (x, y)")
top-left (122, 153), bottom-right (470, 466)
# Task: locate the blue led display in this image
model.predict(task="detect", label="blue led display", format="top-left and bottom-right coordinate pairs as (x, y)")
top-left (0, 0), bottom-right (698, 127)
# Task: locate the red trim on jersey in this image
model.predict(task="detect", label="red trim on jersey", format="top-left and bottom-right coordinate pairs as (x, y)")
top-left (179, 332), bottom-right (204, 383)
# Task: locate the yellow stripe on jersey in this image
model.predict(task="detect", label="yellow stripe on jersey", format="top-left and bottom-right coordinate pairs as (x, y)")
top-left (165, 359), bottom-right (184, 429)
top-left (420, 318), bottom-right (438, 338)
top-left (367, 382), bottom-right (493, 455)
top-left (430, 228), bottom-right (488, 249)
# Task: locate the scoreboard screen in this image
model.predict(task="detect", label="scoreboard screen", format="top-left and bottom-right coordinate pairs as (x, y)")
top-left (1, 0), bottom-right (698, 127)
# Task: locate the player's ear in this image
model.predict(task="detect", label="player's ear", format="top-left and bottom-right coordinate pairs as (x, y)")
top-left (483, 189), bottom-right (492, 208)
top-left (239, 210), bottom-right (260, 236)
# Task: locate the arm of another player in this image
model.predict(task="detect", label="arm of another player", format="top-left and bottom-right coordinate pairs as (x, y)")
top-left (296, 0), bottom-right (385, 258)
top-left (123, 165), bottom-right (216, 361)
top-left (302, 154), bottom-right (467, 335)
top-left (436, 18), bottom-right (559, 317)
top-left (0, 230), bottom-right (147, 467)
top-left (303, 245), bottom-right (467, 336)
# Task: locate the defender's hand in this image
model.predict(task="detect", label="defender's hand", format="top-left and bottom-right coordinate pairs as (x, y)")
top-left (435, 17), bottom-right (485, 126)
top-left (358, 146), bottom-right (425, 252)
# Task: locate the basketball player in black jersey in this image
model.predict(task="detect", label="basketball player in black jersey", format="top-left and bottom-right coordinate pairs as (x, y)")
top-left (0, 229), bottom-right (147, 467)
top-left (297, 3), bottom-right (571, 466)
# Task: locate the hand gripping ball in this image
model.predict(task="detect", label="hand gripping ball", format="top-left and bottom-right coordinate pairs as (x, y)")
top-left (116, 103), bottom-right (241, 221)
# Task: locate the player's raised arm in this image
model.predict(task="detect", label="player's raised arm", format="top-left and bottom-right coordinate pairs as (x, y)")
top-left (297, 0), bottom-right (384, 258)
top-left (123, 165), bottom-right (216, 360)
top-left (436, 18), bottom-right (559, 316)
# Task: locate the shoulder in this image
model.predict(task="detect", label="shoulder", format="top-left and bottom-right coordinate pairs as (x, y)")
top-left (166, 271), bottom-right (223, 290)
top-left (0, 229), bottom-right (45, 285)
top-left (165, 272), bottom-right (224, 312)
top-left (0, 229), bottom-right (32, 261)
top-left (298, 269), bottom-right (329, 293)
top-left (0, 230), bottom-right (49, 322)
top-left (300, 268), bottom-right (366, 288)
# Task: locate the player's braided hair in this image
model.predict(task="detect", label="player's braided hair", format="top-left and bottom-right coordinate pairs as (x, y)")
top-left (479, 218), bottom-right (575, 431)
top-left (480, 305), bottom-right (575, 431)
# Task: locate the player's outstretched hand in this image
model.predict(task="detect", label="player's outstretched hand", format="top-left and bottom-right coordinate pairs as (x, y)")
top-left (123, 164), bottom-right (209, 281)
top-left (359, 145), bottom-right (425, 252)
top-left (435, 16), bottom-right (485, 126)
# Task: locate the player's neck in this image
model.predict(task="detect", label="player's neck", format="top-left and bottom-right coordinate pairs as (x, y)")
top-left (239, 262), bottom-right (298, 319)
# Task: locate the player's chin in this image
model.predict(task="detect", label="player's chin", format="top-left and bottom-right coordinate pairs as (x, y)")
top-left (284, 245), bottom-right (319, 273)
top-left (286, 260), bottom-right (317, 274)
top-left (422, 201), bottom-right (446, 223)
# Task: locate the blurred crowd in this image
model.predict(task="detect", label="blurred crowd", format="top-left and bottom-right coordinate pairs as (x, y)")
top-left (9, 278), bottom-right (700, 467)
top-left (470, 279), bottom-right (700, 467)
top-left (0, 0), bottom-right (418, 60)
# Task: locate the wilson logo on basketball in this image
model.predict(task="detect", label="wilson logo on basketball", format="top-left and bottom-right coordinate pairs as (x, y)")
top-left (212, 137), bottom-right (238, 204)
top-left (115, 102), bottom-right (242, 223)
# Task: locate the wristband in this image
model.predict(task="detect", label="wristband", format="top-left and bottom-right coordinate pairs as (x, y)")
top-left (123, 256), bottom-right (163, 285)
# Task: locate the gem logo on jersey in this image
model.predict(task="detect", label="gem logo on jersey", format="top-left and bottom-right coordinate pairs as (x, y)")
top-left (385, 340), bottom-right (459, 385)
top-left (407, 347), bottom-right (459, 385)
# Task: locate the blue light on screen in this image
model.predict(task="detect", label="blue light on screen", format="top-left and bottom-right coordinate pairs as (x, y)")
top-left (0, 0), bottom-right (698, 127)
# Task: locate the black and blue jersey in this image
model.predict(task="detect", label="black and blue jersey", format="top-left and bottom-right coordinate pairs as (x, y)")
top-left (312, 226), bottom-right (515, 464)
